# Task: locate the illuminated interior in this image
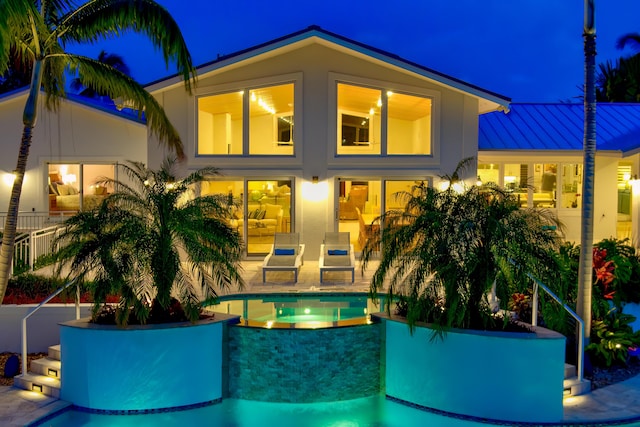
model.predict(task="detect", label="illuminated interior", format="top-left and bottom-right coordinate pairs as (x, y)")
top-left (47, 163), bottom-right (115, 213)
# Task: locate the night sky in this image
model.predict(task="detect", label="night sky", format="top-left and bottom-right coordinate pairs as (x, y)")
top-left (67, 0), bottom-right (639, 103)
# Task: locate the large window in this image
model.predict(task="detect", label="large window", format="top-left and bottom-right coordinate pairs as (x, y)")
top-left (479, 161), bottom-right (582, 209)
top-left (197, 83), bottom-right (295, 156)
top-left (336, 83), bottom-right (432, 156)
top-left (47, 163), bottom-right (115, 213)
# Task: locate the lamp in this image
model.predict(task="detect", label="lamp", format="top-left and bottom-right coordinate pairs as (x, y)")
top-left (312, 176), bottom-right (319, 184)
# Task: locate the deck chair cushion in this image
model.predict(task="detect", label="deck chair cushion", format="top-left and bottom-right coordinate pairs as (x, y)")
top-left (274, 248), bottom-right (295, 255)
top-left (328, 249), bottom-right (348, 255)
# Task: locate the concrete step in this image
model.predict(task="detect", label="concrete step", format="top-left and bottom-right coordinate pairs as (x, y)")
top-left (48, 344), bottom-right (61, 361)
top-left (31, 357), bottom-right (61, 379)
top-left (564, 363), bottom-right (576, 379)
top-left (14, 372), bottom-right (60, 398)
top-left (564, 376), bottom-right (591, 397)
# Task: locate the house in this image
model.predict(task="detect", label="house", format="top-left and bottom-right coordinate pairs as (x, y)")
top-left (478, 103), bottom-right (640, 244)
top-left (144, 25), bottom-right (510, 258)
top-left (0, 88), bottom-right (147, 224)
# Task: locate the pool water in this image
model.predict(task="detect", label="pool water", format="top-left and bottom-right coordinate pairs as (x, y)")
top-left (34, 396), bottom-right (508, 426)
top-left (208, 293), bottom-right (391, 327)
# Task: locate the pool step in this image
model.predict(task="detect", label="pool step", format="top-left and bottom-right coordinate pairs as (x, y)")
top-left (563, 363), bottom-right (591, 397)
top-left (13, 344), bottom-right (61, 398)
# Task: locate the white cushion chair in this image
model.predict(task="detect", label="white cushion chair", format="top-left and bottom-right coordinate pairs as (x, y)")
top-left (319, 231), bottom-right (355, 283)
top-left (262, 233), bottom-right (305, 283)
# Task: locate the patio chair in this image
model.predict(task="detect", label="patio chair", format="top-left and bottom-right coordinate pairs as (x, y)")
top-left (262, 233), bottom-right (305, 283)
top-left (319, 231), bottom-right (355, 283)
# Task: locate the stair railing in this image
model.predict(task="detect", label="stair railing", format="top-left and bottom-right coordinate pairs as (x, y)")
top-left (526, 271), bottom-right (585, 383)
top-left (21, 278), bottom-right (80, 376)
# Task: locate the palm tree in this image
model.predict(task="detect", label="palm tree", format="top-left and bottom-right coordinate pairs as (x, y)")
top-left (577, 0), bottom-right (596, 345)
top-left (361, 158), bottom-right (562, 334)
top-left (53, 157), bottom-right (245, 325)
top-left (0, 0), bottom-right (196, 306)
top-left (70, 50), bottom-right (131, 98)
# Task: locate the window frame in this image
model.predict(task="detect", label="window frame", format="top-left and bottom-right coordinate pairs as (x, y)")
top-left (195, 74), bottom-right (301, 158)
top-left (331, 75), bottom-right (439, 159)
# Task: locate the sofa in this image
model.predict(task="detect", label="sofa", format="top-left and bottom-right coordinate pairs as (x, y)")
top-left (237, 203), bottom-right (283, 236)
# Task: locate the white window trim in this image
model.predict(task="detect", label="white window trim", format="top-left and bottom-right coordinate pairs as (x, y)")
top-left (192, 73), bottom-right (302, 160)
top-left (328, 72), bottom-right (441, 163)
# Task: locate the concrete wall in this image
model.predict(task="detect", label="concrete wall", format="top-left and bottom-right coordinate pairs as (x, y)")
top-left (382, 316), bottom-right (565, 423)
top-left (0, 304), bottom-right (92, 353)
top-left (60, 315), bottom-right (237, 412)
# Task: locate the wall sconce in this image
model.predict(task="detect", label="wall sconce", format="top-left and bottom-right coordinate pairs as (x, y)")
top-left (3, 171), bottom-right (16, 186)
top-left (312, 176), bottom-right (319, 184)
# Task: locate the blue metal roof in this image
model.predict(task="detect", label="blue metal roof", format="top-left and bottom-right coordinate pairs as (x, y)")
top-left (479, 103), bottom-right (640, 155)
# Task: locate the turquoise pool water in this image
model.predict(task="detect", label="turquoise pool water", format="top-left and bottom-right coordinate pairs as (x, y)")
top-left (26, 396), bottom-right (523, 426)
top-left (32, 396), bottom-right (640, 426)
top-left (208, 293), bottom-right (390, 327)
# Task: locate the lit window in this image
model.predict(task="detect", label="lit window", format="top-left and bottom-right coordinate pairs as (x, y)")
top-left (249, 84), bottom-right (294, 155)
top-left (197, 91), bottom-right (243, 155)
top-left (387, 92), bottom-right (431, 155)
top-left (337, 84), bottom-right (381, 155)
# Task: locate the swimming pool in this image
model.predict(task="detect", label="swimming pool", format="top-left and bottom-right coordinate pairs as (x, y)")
top-left (206, 292), bottom-right (392, 328)
top-left (30, 395), bottom-right (640, 427)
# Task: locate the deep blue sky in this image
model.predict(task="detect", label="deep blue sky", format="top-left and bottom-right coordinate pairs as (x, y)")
top-left (69, 0), bottom-right (640, 103)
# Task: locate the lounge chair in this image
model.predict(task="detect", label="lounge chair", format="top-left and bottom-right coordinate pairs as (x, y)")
top-left (319, 231), bottom-right (355, 283)
top-left (262, 233), bottom-right (305, 283)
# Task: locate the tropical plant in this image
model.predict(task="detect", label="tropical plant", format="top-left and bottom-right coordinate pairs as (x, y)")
top-left (587, 310), bottom-right (640, 368)
top-left (70, 50), bottom-right (131, 98)
top-left (361, 157), bottom-right (563, 335)
top-left (0, 0), bottom-right (197, 307)
top-left (52, 157), bottom-right (245, 325)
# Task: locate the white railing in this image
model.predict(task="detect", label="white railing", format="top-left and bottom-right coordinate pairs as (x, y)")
top-left (526, 272), bottom-right (585, 383)
top-left (12, 233), bottom-right (30, 275)
top-left (29, 225), bottom-right (64, 269)
top-left (21, 279), bottom-right (80, 376)
top-left (0, 211), bottom-right (67, 232)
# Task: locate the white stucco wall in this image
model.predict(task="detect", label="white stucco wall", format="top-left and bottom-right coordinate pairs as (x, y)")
top-left (0, 92), bottom-right (147, 214)
top-left (150, 42), bottom-right (486, 258)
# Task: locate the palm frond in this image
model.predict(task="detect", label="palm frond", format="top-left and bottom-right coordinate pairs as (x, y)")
top-left (57, 0), bottom-right (196, 91)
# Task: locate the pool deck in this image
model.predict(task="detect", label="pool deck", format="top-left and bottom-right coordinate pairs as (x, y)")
top-left (2, 260), bottom-right (640, 426)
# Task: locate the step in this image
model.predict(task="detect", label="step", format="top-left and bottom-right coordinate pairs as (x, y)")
top-left (31, 357), bottom-right (62, 379)
top-left (563, 376), bottom-right (591, 397)
top-left (48, 344), bottom-right (61, 361)
top-left (564, 363), bottom-right (576, 379)
top-left (14, 372), bottom-right (60, 398)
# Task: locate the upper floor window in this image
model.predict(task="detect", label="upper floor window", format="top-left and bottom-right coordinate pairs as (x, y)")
top-left (197, 83), bottom-right (295, 156)
top-left (336, 83), bottom-right (432, 156)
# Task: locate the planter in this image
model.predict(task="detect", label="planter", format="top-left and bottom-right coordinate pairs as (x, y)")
top-left (376, 314), bottom-right (565, 423)
top-left (59, 314), bottom-right (239, 412)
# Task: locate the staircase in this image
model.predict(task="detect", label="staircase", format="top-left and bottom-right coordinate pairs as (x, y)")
top-left (14, 345), bottom-right (61, 398)
top-left (564, 362), bottom-right (591, 396)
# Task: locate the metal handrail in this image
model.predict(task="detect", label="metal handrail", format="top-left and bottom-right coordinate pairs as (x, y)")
top-left (526, 271), bottom-right (585, 382)
top-left (21, 279), bottom-right (80, 376)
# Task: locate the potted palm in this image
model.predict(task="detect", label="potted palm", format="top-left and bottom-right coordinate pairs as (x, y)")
top-left (362, 157), bottom-right (567, 423)
top-left (52, 157), bottom-right (244, 411)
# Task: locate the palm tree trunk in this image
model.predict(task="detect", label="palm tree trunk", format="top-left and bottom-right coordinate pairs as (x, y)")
top-left (577, 0), bottom-right (596, 343)
top-left (0, 60), bottom-right (43, 305)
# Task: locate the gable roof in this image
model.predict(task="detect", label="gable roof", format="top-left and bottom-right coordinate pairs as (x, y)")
top-left (479, 103), bottom-right (640, 156)
top-left (0, 87), bottom-right (146, 124)
top-left (145, 25), bottom-right (510, 114)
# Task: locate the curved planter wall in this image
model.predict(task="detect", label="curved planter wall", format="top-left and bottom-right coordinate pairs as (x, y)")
top-left (380, 315), bottom-right (565, 423)
top-left (59, 314), bottom-right (239, 412)
top-left (228, 323), bottom-right (382, 402)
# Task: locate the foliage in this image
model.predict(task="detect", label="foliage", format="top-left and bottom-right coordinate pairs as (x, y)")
top-left (361, 157), bottom-right (562, 335)
top-left (52, 157), bottom-right (245, 326)
top-left (587, 310), bottom-right (640, 368)
top-left (0, 0), bottom-right (197, 309)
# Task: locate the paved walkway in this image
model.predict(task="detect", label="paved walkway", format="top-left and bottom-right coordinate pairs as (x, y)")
top-left (3, 261), bottom-right (640, 426)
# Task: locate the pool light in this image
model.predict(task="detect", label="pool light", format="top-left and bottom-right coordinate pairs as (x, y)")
top-left (304, 308), bottom-right (310, 314)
